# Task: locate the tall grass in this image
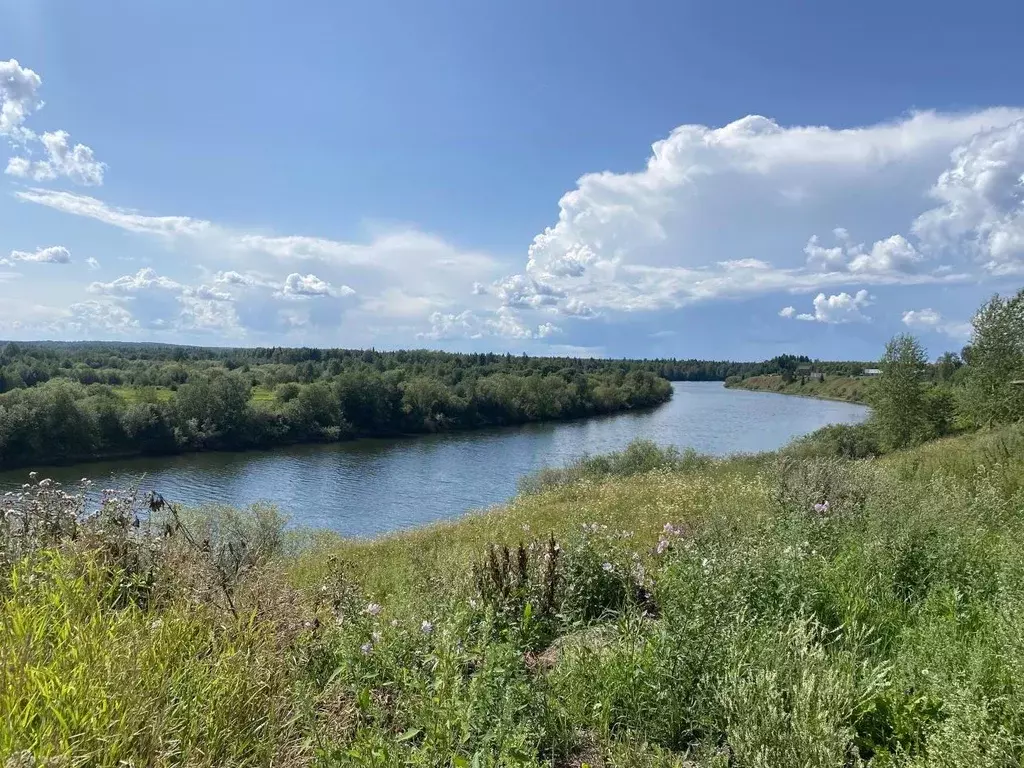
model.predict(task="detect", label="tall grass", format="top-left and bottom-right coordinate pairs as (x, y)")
top-left (3, 427), bottom-right (1024, 766)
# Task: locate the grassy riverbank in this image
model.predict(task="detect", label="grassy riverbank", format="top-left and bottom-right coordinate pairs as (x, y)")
top-left (726, 374), bottom-right (874, 404)
top-left (4, 425), bottom-right (1024, 766)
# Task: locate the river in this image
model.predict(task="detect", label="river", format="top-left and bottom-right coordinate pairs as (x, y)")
top-left (0, 382), bottom-right (868, 537)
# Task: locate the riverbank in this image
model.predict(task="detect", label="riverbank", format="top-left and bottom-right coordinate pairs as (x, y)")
top-left (725, 373), bottom-right (873, 404)
top-left (0, 382), bottom-right (869, 536)
top-left (5, 423), bottom-right (1024, 765)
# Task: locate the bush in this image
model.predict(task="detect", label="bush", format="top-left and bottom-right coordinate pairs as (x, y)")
top-left (518, 439), bottom-right (712, 494)
top-left (786, 421), bottom-right (882, 459)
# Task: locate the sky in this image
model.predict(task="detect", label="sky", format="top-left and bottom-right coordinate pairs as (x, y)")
top-left (1, 0), bottom-right (1023, 361)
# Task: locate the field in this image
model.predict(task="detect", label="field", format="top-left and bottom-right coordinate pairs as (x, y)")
top-left (726, 374), bottom-right (875, 404)
top-left (4, 425), bottom-right (1024, 766)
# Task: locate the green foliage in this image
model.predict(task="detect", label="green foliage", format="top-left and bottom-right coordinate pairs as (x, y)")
top-left (962, 289), bottom-right (1024, 426)
top-left (4, 423), bottom-right (1024, 765)
top-left (0, 348), bottom-right (676, 469)
top-left (786, 422), bottom-right (882, 460)
top-left (518, 439), bottom-right (711, 494)
top-left (873, 334), bottom-right (930, 451)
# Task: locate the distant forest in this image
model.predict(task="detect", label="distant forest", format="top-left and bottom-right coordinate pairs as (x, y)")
top-left (0, 342), bottom-right (872, 470)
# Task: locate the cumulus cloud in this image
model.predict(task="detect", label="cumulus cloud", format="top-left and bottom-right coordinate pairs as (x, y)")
top-left (0, 59), bottom-right (42, 140)
top-left (64, 300), bottom-right (139, 334)
top-left (1, 245), bottom-right (71, 265)
top-left (7, 130), bottom-right (106, 185)
top-left (493, 274), bottom-right (564, 309)
top-left (902, 308), bottom-right (972, 340)
top-left (13, 108), bottom-right (1024, 345)
top-left (88, 267), bottom-right (185, 296)
top-left (912, 119), bottom-right (1024, 276)
top-left (420, 308), bottom-right (560, 341)
top-left (85, 257), bottom-right (100, 270)
top-left (1, 60), bottom-right (105, 185)
top-left (281, 272), bottom-right (353, 299)
top-left (783, 290), bottom-right (872, 324)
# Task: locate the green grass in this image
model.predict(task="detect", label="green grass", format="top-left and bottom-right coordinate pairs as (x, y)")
top-left (250, 385), bottom-right (277, 403)
top-left (3, 426), bottom-right (1024, 766)
top-left (727, 374), bottom-right (875, 404)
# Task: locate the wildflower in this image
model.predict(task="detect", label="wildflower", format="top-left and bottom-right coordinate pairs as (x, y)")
top-left (365, 602), bottom-right (382, 616)
top-left (421, 620), bottom-right (434, 635)
top-left (522, 523), bottom-right (531, 532)
top-left (602, 562), bottom-right (614, 572)
top-left (390, 619), bottom-right (399, 627)
top-left (656, 538), bottom-right (670, 555)
top-left (372, 631), bottom-right (382, 642)
top-left (813, 500), bottom-right (831, 514)
top-left (360, 642), bottom-right (373, 655)
top-left (468, 598), bottom-right (478, 609)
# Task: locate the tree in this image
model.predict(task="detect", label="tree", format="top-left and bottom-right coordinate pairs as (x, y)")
top-left (874, 334), bottom-right (929, 450)
top-left (935, 351), bottom-right (963, 382)
top-left (963, 290), bottom-right (1024, 426)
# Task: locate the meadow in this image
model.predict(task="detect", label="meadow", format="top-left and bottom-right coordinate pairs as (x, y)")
top-left (4, 423), bottom-right (1024, 767)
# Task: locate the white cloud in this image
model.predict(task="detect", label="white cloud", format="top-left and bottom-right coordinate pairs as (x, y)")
top-left (12, 108), bottom-right (1024, 346)
top-left (281, 272), bottom-right (354, 298)
top-left (7, 130), bottom-right (106, 185)
top-left (16, 189), bottom-right (210, 237)
top-left (901, 308), bottom-right (972, 340)
top-left (912, 119), bottom-right (1024, 276)
top-left (5, 156), bottom-right (31, 177)
top-left (88, 267), bottom-right (185, 296)
top-left (494, 273), bottom-right (564, 309)
top-left (785, 290), bottom-right (872, 324)
top-left (85, 256), bottom-right (101, 270)
top-left (420, 307), bottom-right (560, 341)
top-left (901, 308), bottom-right (943, 328)
top-left (64, 301), bottom-right (139, 334)
top-left (0, 59), bottom-right (42, 140)
top-left (1, 60), bottom-right (105, 186)
top-left (497, 110), bottom-right (1023, 321)
top-left (2, 245), bottom-right (71, 265)
top-left (214, 270), bottom-right (263, 287)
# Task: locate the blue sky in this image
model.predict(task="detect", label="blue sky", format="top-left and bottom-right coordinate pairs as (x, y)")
top-left (1, 0), bottom-right (1023, 360)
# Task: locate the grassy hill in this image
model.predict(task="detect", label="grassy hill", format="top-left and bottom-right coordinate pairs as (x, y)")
top-left (726, 373), bottom-right (875, 404)
top-left (4, 427), bottom-right (1024, 766)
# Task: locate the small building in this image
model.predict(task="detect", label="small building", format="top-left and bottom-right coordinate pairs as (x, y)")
top-left (808, 371), bottom-right (824, 382)
top-left (863, 368), bottom-right (883, 377)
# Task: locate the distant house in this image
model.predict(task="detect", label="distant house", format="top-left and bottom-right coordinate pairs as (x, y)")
top-left (808, 371), bottom-right (824, 382)
top-left (863, 368), bottom-right (883, 376)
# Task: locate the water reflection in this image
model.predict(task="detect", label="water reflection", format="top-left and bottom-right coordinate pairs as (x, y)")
top-left (0, 383), bottom-right (868, 537)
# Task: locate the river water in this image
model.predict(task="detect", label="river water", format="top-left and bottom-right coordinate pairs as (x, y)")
top-left (0, 382), bottom-right (868, 537)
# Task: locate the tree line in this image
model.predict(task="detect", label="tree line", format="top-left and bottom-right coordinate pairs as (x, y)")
top-left (0, 351), bottom-right (676, 468)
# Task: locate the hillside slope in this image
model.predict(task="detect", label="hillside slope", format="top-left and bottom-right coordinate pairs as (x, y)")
top-left (726, 373), bottom-right (874, 404)
top-left (4, 427), bottom-right (1024, 766)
